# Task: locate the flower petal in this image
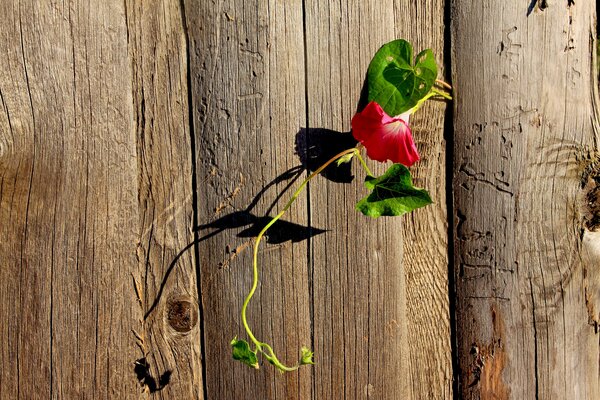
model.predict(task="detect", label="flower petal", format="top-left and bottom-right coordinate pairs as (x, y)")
top-left (351, 102), bottom-right (420, 166)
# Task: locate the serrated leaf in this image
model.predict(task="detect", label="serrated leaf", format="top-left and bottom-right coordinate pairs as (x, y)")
top-left (367, 40), bottom-right (437, 116)
top-left (231, 337), bottom-right (259, 369)
top-left (356, 164), bottom-right (432, 218)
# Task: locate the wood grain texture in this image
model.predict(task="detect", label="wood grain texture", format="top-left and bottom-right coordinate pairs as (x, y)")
top-left (451, 1), bottom-right (600, 398)
top-left (187, 0), bottom-right (453, 398)
top-left (393, 2), bottom-right (453, 398)
top-left (0, 0), bottom-right (140, 398)
top-left (305, 1), bottom-right (451, 399)
top-left (126, 1), bottom-right (203, 398)
top-left (187, 1), bottom-right (312, 399)
top-left (305, 3), bottom-right (410, 398)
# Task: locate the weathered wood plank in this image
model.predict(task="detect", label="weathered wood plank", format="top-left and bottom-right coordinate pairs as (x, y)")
top-left (187, 1), bottom-right (312, 399)
top-left (452, 1), bottom-right (600, 398)
top-left (304, 2), bottom-right (409, 398)
top-left (392, 2), bottom-right (454, 398)
top-left (304, 4), bottom-right (410, 396)
top-left (0, 0), bottom-right (140, 398)
top-left (126, 1), bottom-right (203, 398)
top-left (304, 1), bottom-right (451, 398)
top-left (186, 1), bottom-right (453, 398)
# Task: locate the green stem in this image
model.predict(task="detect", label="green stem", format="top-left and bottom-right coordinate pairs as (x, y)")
top-left (240, 210), bottom-right (284, 348)
top-left (410, 87), bottom-right (453, 114)
top-left (240, 146), bottom-right (361, 371)
top-left (431, 87), bottom-right (452, 100)
top-left (410, 91), bottom-right (436, 113)
top-left (355, 150), bottom-right (373, 177)
top-left (261, 343), bottom-right (301, 372)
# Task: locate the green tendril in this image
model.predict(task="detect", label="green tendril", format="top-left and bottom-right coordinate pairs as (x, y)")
top-left (233, 72), bottom-right (452, 371)
top-left (236, 146), bottom-right (367, 372)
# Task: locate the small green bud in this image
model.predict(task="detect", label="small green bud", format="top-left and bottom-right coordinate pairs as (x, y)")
top-left (300, 347), bottom-right (315, 366)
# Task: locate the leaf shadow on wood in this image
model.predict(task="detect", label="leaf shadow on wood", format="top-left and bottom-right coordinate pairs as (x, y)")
top-left (357, 73), bottom-right (370, 113)
top-left (294, 75), bottom-right (367, 183)
top-left (142, 67), bottom-right (376, 342)
top-left (143, 165), bottom-right (330, 320)
top-left (295, 128), bottom-right (357, 183)
top-left (291, 74), bottom-right (369, 184)
top-left (134, 357), bottom-right (172, 393)
top-left (195, 164), bottom-right (328, 244)
top-left (143, 126), bottom-right (361, 322)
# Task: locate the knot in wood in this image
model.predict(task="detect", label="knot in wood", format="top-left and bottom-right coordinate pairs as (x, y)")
top-left (166, 298), bottom-right (197, 332)
top-left (581, 174), bottom-right (600, 232)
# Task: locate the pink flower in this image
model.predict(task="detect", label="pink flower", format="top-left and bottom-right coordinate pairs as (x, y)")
top-left (351, 101), bottom-right (420, 167)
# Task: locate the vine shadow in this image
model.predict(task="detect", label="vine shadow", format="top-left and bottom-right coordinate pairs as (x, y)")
top-left (143, 126), bottom-right (355, 319)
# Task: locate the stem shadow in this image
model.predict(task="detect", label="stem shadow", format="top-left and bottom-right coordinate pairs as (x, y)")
top-left (143, 119), bottom-right (365, 319)
top-left (143, 164), bottom-right (326, 320)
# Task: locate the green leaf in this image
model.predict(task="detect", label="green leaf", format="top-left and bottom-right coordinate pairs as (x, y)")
top-left (367, 39), bottom-right (437, 116)
top-left (231, 337), bottom-right (259, 369)
top-left (300, 347), bottom-right (315, 366)
top-left (336, 152), bottom-right (355, 166)
top-left (356, 164), bottom-right (432, 218)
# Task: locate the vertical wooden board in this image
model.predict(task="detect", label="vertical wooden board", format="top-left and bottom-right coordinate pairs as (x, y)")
top-left (187, 1), bottom-right (311, 399)
top-left (303, 1), bottom-right (449, 398)
top-left (0, 0), bottom-right (140, 398)
top-left (392, 1), bottom-right (453, 398)
top-left (0, 2), bottom-right (48, 397)
top-left (304, 3), bottom-right (397, 397)
top-left (452, 1), bottom-right (600, 398)
top-left (126, 1), bottom-right (203, 398)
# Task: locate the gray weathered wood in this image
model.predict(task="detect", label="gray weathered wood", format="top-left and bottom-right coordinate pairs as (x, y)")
top-left (126, 1), bottom-right (204, 398)
top-left (305, 1), bottom-right (451, 399)
top-left (305, 3), bottom-right (408, 397)
top-left (0, 0), bottom-right (141, 397)
top-left (187, 1), bottom-right (312, 399)
top-left (452, 1), bottom-right (600, 398)
top-left (0, 1), bottom-right (205, 398)
top-left (188, 0), bottom-right (453, 398)
top-left (393, 2), bottom-right (454, 398)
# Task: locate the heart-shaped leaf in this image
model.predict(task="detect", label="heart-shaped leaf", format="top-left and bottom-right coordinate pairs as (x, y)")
top-left (356, 164), bottom-right (432, 218)
top-left (231, 337), bottom-right (259, 369)
top-left (367, 40), bottom-right (437, 116)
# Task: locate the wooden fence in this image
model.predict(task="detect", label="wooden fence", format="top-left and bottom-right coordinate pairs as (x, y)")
top-left (0, 0), bottom-right (598, 399)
